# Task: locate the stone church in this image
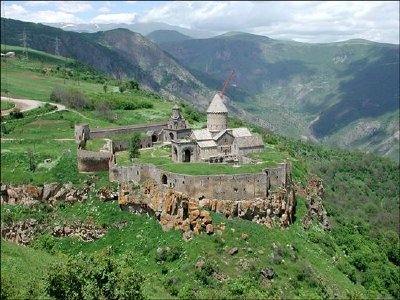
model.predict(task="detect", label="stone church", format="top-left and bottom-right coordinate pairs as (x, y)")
top-left (171, 93), bottom-right (264, 163)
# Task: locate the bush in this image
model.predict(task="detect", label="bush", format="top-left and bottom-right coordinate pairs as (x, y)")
top-left (129, 133), bottom-right (142, 160)
top-left (50, 86), bottom-right (91, 110)
top-left (195, 260), bottom-right (217, 286)
top-left (9, 108), bottom-right (23, 119)
top-left (46, 248), bottom-right (145, 300)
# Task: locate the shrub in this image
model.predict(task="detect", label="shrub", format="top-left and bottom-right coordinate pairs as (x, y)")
top-left (129, 132), bottom-right (142, 160)
top-left (50, 86), bottom-right (91, 110)
top-left (46, 248), bottom-right (145, 300)
top-left (9, 108), bottom-right (23, 119)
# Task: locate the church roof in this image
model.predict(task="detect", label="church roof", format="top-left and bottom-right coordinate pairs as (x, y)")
top-left (232, 127), bottom-right (252, 138)
top-left (213, 129), bottom-right (234, 141)
top-left (198, 140), bottom-right (217, 148)
top-left (234, 135), bottom-right (264, 148)
top-left (207, 93), bottom-right (228, 113)
top-left (192, 129), bottom-right (213, 141)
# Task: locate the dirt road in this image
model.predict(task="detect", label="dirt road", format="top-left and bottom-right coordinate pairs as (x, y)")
top-left (1, 96), bottom-right (66, 115)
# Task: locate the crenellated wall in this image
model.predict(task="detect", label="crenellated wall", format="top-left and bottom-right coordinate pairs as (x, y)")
top-left (109, 162), bottom-right (289, 201)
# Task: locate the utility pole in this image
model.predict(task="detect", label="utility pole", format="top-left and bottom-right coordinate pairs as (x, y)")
top-left (55, 37), bottom-right (60, 56)
top-left (22, 28), bottom-right (28, 59)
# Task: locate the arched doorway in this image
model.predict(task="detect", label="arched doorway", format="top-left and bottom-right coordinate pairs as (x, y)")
top-left (169, 132), bottom-right (174, 141)
top-left (183, 149), bottom-right (191, 162)
top-left (162, 174), bottom-right (167, 184)
top-left (173, 147), bottom-right (178, 161)
top-left (151, 134), bottom-right (157, 142)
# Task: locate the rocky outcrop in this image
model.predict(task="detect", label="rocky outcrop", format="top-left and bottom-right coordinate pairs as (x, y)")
top-left (1, 182), bottom-right (118, 207)
top-left (1, 218), bottom-right (39, 246)
top-left (302, 177), bottom-right (330, 230)
top-left (52, 222), bottom-right (106, 242)
top-left (119, 178), bottom-right (296, 234)
top-left (1, 218), bottom-right (108, 246)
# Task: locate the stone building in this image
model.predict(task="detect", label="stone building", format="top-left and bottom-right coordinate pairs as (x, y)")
top-left (162, 104), bottom-right (192, 142)
top-left (171, 93), bottom-right (264, 163)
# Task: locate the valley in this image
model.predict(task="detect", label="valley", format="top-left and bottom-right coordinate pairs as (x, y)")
top-left (1, 19), bottom-right (399, 300)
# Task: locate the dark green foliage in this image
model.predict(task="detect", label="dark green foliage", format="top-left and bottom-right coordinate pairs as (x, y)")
top-left (9, 108), bottom-right (23, 119)
top-left (155, 246), bottom-right (183, 263)
top-left (195, 260), bottom-right (218, 286)
top-left (46, 248), bottom-right (145, 300)
top-left (88, 92), bottom-right (154, 111)
top-left (50, 86), bottom-right (90, 110)
top-left (129, 132), bottom-right (141, 160)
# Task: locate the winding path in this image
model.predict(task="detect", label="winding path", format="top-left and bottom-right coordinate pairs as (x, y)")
top-left (1, 96), bottom-right (66, 115)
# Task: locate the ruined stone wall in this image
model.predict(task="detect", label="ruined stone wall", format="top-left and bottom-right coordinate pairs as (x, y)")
top-left (89, 122), bottom-right (168, 138)
top-left (112, 136), bottom-right (153, 152)
top-left (238, 145), bottom-right (264, 156)
top-left (110, 162), bottom-right (290, 201)
top-left (267, 163), bottom-right (288, 187)
top-left (74, 124), bottom-right (90, 143)
top-left (77, 149), bottom-right (111, 172)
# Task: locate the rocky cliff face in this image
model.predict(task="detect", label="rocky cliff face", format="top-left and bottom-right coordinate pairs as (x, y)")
top-left (119, 178), bottom-right (296, 234)
top-left (302, 178), bottom-right (330, 230)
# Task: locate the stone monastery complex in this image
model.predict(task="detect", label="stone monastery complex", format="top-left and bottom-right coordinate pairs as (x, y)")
top-left (74, 92), bottom-right (295, 230)
top-left (169, 93), bottom-right (264, 163)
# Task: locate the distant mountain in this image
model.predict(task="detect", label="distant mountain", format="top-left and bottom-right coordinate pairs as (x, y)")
top-left (158, 32), bottom-right (400, 160)
top-left (0, 18), bottom-right (212, 106)
top-left (43, 21), bottom-right (215, 39)
top-left (146, 30), bottom-right (192, 44)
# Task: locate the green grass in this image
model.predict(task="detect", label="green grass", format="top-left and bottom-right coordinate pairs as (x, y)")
top-left (1, 100), bottom-right (15, 111)
top-left (85, 138), bottom-right (107, 152)
top-left (1, 240), bottom-right (60, 299)
top-left (1, 45), bottom-right (110, 101)
top-left (1, 196), bottom-right (368, 299)
top-left (117, 144), bottom-right (288, 175)
top-left (1, 139), bottom-right (109, 185)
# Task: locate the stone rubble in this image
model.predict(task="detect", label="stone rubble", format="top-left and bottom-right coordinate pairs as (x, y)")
top-left (1, 218), bottom-right (108, 246)
top-left (1, 181), bottom-right (117, 207)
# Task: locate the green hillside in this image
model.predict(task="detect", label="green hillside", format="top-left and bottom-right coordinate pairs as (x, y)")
top-left (159, 32), bottom-right (400, 160)
top-left (1, 28), bottom-right (399, 300)
top-left (146, 30), bottom-right (193, 44)
top-left (1, 18), bottom-right (212, 106)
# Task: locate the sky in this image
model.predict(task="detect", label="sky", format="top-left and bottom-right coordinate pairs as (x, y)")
top-left (1, 1), bottom-right (399, 44)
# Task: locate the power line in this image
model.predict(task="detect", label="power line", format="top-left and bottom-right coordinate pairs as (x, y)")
top-left (1, 1), bottom-right (9, 97)
top-left (22, 28), bottom-right (28, 59)
top-left (55, 37), bottom-right (60, 56)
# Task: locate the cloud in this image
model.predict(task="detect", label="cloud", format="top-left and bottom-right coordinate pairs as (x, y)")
top-left (56, 1), bottom-right (92, 14)
top-left (91, 13), bottom-right (138, 24)
top-left (3, 3), bottom-right (83, 24)
top-left (139, 1), bottom-right (399, 44)
top-left (98, 6), bottom-right (111, 13)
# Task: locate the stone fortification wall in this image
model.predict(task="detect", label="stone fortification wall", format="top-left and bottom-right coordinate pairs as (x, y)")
top-left (90, 121), bottom-right (168, 139)
top-left (110, 162), bottom-right (289, 201)
top-left (74, 124), bottom-right (90, 142)
top-left (112, 135), bottom-right (153, 152)
top-left (119, 177), bottom-right (296, 233)
top-left (77, 149), bottom-right (111, 172)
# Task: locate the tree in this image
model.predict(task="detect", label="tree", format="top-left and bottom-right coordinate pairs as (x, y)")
top-left (129, 132), bottom-right (142, 160)
top-left (27, 148), bottom-right (36, 172)
top-left (46, 248), bottom-right (145, 300)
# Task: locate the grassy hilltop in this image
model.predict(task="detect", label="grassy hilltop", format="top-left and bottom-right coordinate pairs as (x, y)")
top-left (1, 47), bottom-right (399, 299)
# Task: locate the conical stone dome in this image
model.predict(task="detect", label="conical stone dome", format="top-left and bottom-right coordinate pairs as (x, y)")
top-left (207, 93), bottom-right (228, 113)
top-left (207, 93), bottom-right (228, 132)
